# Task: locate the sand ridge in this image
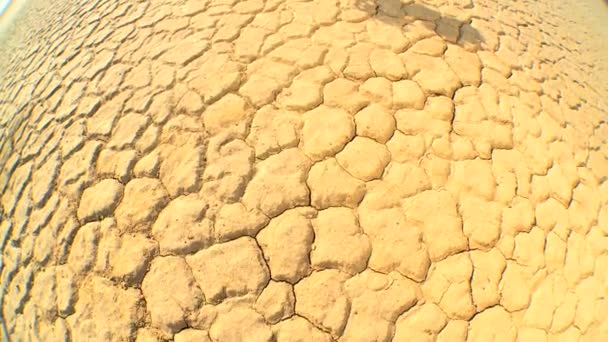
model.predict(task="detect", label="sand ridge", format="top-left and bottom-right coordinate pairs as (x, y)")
top-left (0, 0), bottom-right (607, 340)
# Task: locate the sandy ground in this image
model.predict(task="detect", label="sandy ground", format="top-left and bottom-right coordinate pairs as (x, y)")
top-left (1, 0), bottom-right (608, 341)
top-left (0, 0), bottom-right (27, 40)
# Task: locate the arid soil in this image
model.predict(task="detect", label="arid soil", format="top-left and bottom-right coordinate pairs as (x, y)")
top-left (1, 0), bottom-right (607, 341)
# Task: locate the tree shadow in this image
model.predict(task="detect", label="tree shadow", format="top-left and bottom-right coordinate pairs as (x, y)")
top-left (354, 0), bottom-right (485, 49)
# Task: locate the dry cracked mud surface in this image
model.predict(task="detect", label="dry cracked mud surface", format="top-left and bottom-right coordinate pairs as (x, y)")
top-left (1, 0), bottom-right (608, 340)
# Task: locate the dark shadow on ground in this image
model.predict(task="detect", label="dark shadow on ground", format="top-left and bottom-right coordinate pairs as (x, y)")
top-left (354, 0), bottom-right (485, 48)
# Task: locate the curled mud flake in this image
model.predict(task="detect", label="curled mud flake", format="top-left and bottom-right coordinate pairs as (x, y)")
top-left (114, 177), bottom-right (170, 234)
top-left (186, 237), bottom-right (270, 304)
top-left (142, 256), bottom-right (204, 335)
top-left (77, 179), bottom-right (123, 223)
top-left (242, 148), bottom-right (312, 217)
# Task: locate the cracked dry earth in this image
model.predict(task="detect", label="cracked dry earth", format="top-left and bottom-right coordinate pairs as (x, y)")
top-left (1, 0), bottom-right (608, 341)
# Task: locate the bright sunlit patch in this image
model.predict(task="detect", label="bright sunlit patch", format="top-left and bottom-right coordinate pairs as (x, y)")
top-left (0, 0), bottom-right (11, 16)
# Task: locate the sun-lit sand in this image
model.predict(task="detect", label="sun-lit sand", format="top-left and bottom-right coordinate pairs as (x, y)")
top-left (0, 0), bottom-right (22, 36)
top-left (1, 0), bottom-right (607, 340)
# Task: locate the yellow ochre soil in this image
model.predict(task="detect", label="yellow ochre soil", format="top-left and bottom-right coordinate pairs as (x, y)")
top-left (1, 0), bottom-right (607, 341)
